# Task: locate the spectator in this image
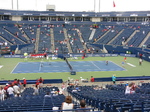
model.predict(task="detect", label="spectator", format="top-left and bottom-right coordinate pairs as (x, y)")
top-left (35, 79), bottom-right (40, 87)
top-left (125, 82), bottom-right (129, 86)
top-left (0, 87), bottom-right (5, 101)
top-left (61, 82), bottom-right (66, 90)
top-left (125, 82), bottom-right (133, 94)
top-left (74, 80), bottom-right (79, 86)
top-left (130, 82), bottom-right (140, 94)
top-left (90, 76), bottom-right (94, 82)
top-left (22, 78), bottom-right (27, 89)
top-left (112, 74), bottom-right (116, 84)
top-left (13, 79), bottom-right (18, 85)
top-left (76, 99), bottom-right (89, 112)
top-left (8, 80), bottom-right (12, 85)
top-left (7, 85), bottom-right (14, 98)
top-left (53, 91), bottom-right (59, 96)
top-left (61, 96), bottom-right (74, 112)
top-left (13, 83), bottom-right (20, 97)
top-left (38, 77), bottom-right (44, 88)
top-left (44, 92), bottom-right (52, 97)
top-left (61, 82), bottom-right (66, 94)
top-left (33, 85), bottom-right (39, 95)
top-left (143, 30), bottom-right (145, 34)
top-left (4, 83), bottom-right (9, 99)
top-left (17, 79), bottom-right (22, 88)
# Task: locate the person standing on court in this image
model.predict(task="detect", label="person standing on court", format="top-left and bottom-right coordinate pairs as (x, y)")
top-left (105, 61), bottom-right (108, 65)
top-left (139, 58), bottom-right (142, 65)
top-left (139, 53), bottom-right (143, 59)
top-left (124, 56), bottom-right (127, 62)
top-left (82, 51), bottom-right (86, 59)
top-left (121, 61), bottom-right (125, 67)
top-left (112, 74), bottom-right (116, 84)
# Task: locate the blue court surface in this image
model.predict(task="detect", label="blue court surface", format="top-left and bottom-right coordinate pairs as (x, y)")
top-left (12, 61), bottom-right (126, 74)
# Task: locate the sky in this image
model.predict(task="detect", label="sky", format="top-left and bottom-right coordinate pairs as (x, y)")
top-left (0, 0), bottom-right (150, 12)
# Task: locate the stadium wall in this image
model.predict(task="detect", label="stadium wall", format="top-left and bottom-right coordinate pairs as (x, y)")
top-left (0, 79), bottom-right (63, 85)
top-left (136, 49), bottom-right (150, 62)
top-left (91, 44), bottom-right (142, 54)
top-left (91, 44), bottom-right (150, 62)
top-left (94, 76), bottom-right (150, 82)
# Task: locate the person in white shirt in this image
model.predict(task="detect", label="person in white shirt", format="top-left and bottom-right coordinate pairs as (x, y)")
top-left (7, 85), bottom-right (14, 98)
top-left (61, 96), bottom-right (74, 112)
top-left (33, 85), bottom-right (39, 95)
top-left (139, 58), bottom-right (143, 65)
top-left (125, 83), bottom-right (134, 94)
top-left (13, 84), bottom-right (20, 97)
top-left (0, 87), bottom-right (5, 101)
top-left (44, 92), bottom-right (52, 97)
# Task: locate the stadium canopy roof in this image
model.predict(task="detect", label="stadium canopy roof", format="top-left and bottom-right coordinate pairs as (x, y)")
top-left (0, 9), bottom-right (150, 17)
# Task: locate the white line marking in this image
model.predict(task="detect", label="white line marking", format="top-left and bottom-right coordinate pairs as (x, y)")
top-left (127, 63), bottom-right (136, 67)
top-left (110, 61), bottom-right (126, 71)
top-left (0, 65), bottom-right (3, 69)
top-left (90, 61), bottom-right (101, 70)
top-left (11, 62), bottom-right (20, 74)
top-left (39, 61), bottom-right (43, 71)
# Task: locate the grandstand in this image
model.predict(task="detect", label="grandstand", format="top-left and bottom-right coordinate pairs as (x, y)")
top-left (0, 0), bottom-right (150, 112)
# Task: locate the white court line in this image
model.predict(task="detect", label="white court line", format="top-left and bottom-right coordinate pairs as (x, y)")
top-left (0, 65), bottom-right (3, 69)
top-left (127, 63), bottom-right (136, 67)
top-left (11, 62), bottom-right (20, 74)
top-left (110, 61), bottom-right (126, 71)
top-left (39, 61), bottom-right (43, 71)
top-left (90, 61), bottom-right (101, 70)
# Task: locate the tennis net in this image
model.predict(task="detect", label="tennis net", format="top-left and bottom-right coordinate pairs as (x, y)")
top-left (65, 58), bottom-right (73, 71)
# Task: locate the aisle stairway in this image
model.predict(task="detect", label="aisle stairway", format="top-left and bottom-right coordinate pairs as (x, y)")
top-left (89, 29), bottom-right (96, 41)
top-left (17, 25), bottom-right (31, 43)
top-left (124, 30), bottom-right (137, 46)
top-left (50, 28), bottom-right (55, 53)
top-left (77, 29), bottom-right (88, 53)
top-left (139, 32), bottom-right (150, 47)
top-left (93, 29), bottom-right (111, 44)
top-left (63, 28), bottom-right (73, 53)
top-left (0, 35), bottom-right (13, 45)
top-left (4, 28), bottom-right (27, 44)
top-left (108, 29), bottom-right (124, 45)
top-left (35, 28), bottom-right (40, 53)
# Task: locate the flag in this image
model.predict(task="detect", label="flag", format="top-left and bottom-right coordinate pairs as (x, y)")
top-left (113, 1), bottom-right (116, 7)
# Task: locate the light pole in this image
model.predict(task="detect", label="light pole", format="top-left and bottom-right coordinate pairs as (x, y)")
top-left (99, 0), bottom-right (100, 12)
top-left (94, 0), bottom-right (96, 12)
top-left (12, 0), bottom-right (13, 10)
top-left (17, 0), bottom-right (19, 10)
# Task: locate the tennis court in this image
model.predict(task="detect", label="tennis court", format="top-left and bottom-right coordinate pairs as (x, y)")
top-left (12, 61), bottom-right (126, 74)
